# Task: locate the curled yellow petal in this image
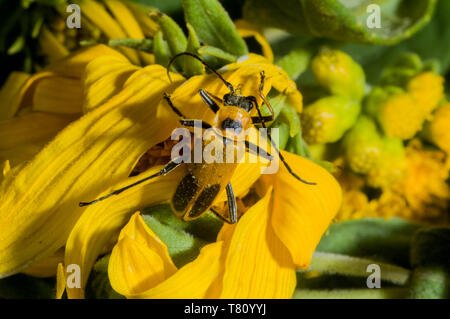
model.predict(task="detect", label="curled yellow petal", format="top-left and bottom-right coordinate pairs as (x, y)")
top-left (216, 187), bottom-right (296, 298)
top-left (271, 150), bottom-right (342, 269)
top-left (235, 20), bottom-right (274, 63)
top-left (47, 44), bottom-right (127, 78)
top-left (222, 54), bottom-right (303, 112)
top-left (127, 241), bottom-right (224, 299)
top-left (108, 212), bottom-right (177, 296)
top-left (0, 72), bottom-right (31, 120)
top-left (83, 55), bottom-right (139, 112)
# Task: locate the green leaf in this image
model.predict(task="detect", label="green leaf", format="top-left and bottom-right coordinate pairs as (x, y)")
top-left (182, 0), bottom-right (248, 57)
top-left (408, 227), bottom-right (450, 298)
top-left (108, 38), bottom-right (153, 52)
top-left (317, 217), bottom-right (421, 267)
top-left (153, 30), bottom-right (171, 68)
top-left (85, 255), bottom-right (125, 299)
top-left (198, 46), bottom-right (237, 63)
top-left (276, 47), bottom-right (313, 80)
top-left (184, 23), bottom-right (203, 77)
top-left (127, 0), bottom-right (183, 15)
top-left (143, 204), bottom-right (223, 243)
top-left (293, 287), bottom-right (408, 299)
top-left (243, 0), bottom-right (437, 45)
top-left (153, 12), bottom-right (188, 69)
top-left (142, 204), bottom-right (221, 267)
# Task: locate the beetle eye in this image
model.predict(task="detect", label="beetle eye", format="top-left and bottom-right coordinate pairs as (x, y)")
top-left (222, 118), bottom-right (242, 133)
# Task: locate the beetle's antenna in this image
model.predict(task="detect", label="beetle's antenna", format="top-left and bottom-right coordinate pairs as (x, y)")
top-left (253, 72), bottom-right (316, 185)
top-left (167, 52), bottom-right (235, 93)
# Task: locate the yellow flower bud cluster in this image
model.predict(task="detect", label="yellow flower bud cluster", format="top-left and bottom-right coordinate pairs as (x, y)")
top-left (365, 53), bottom-right (445, 140)
top-left (301, 48), bottom-right (364, 144)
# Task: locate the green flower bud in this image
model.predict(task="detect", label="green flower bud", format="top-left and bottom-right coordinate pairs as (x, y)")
top-left (343, 116), bottom-right (383, 174)
top-left (311, 48), bottom-right (365, 101)
top-left (301, 95), bottom-right (361, 144)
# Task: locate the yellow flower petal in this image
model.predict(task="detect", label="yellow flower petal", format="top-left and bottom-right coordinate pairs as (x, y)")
top-left (0, 72), bottom-right (31, 120)
top-left (270, 150), bottom-right (342, 269)
top-left (22, 248), bottom-right (64, 278)
top-left (235, 20), bottom-right (274, 63)
top-left (103, 0), bottom-right (150, 64)
top-left (65, 165), bottom-right (183, 299)
top-left (32, 76), bottom-right (83, 114)
top-left (83, 55), bottom-right (139, 112)
top-left (0, 65), bottom-right (180, 279)
top-left (108, 212), bottom-right (177, 296)
top-left (215, 187), bottom-right (296, 298)
top-left (0, 112), bottom-right (77, 167)
top-left (38, 26), bottom-right (70, 63)
top-left (56, 263), bottom-right (66, 299)
top-left (76, 0), bottom-right (140, 64)
top-left (125, 2), bottom-right (159, 37)
top-left (127, 241), bottom-right (224, 299)
top-left (47, 44), bottom-right (127, 78)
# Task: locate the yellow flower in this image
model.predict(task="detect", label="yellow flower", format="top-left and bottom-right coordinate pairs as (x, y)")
top-left (0, 48), bottom-right (341, 299)
top-left (335, 140), bottom-right (450, 224)
top-left (407, 72), bottom-right (444, 116)
top-left (377, 92), bottom-right (424, 139)
top-left (105, 148), bottom-right (340, 299)
top-left (391, 140), bottom-right (450, 221)
top-left (368, 71), bottom-right (445, 140)
top-left (423, 103), bottom-right (450, 155)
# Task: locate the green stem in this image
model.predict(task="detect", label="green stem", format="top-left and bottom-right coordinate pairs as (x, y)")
top-left (308, 252), bottom-right (411, 285)
top-left (108, 38), bottom-right (153, 53)
top-left (293, 288), bottom-right (408, 299)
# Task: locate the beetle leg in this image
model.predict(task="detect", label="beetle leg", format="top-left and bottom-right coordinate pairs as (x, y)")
top-left (199, 89), bottom-right (221, 113)
top-left (226, 182), bottom-right (238, 224)
top-left (258, 71), bottom-right (275, 118)
top-left (251, 115), bottom-right (274, 123)
top-left (79, 159), bottom-right (182, 207)
top-left (210, 183), bottom-right (237, 224)
top-left (204, 89), bottom-right (223, 104)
